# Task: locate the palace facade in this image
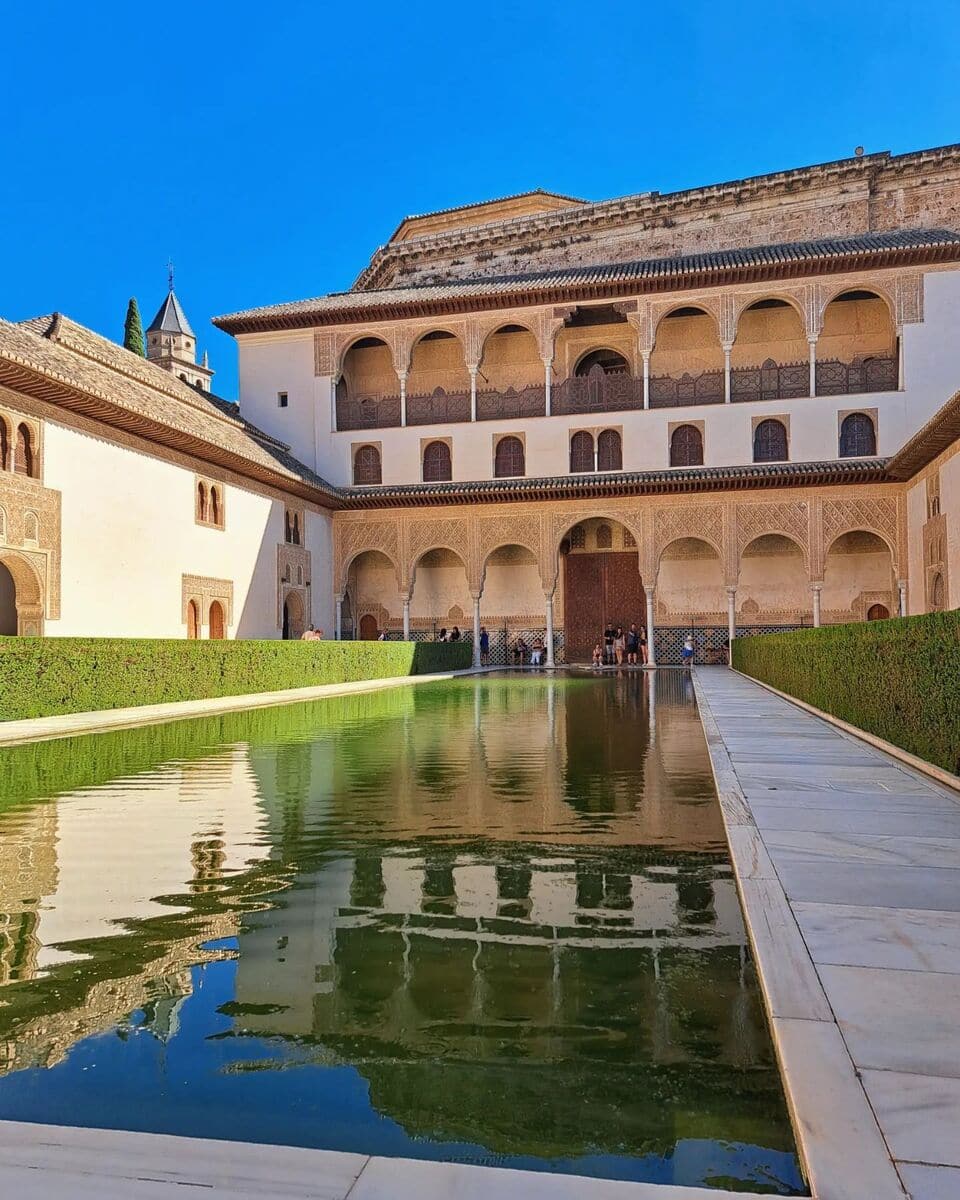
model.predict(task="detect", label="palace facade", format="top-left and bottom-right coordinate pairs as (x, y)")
top-left (3, 144), bottom-right (960, 659)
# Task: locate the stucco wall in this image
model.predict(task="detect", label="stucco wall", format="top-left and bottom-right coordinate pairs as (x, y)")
top-left (42, 421), bottom-right (332, 639)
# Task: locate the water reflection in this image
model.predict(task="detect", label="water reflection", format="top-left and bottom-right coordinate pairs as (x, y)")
top-left (0, 672), bottom-right (804, 1193)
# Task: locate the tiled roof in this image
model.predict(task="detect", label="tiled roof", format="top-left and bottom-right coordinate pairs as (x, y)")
top-left (214, 229), bottom-right (960, 333)
top-left (146, 291), bottom-right (194, 336)
top-left (0, 314), bottom-right (338, 501)
top-left (401, 189), bottom-right (585, 225)
top-left (340, 458), bottom-right (891, 509)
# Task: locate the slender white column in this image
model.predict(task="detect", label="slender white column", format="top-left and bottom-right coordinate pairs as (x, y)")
top-left (811, 582), bottom-right (823, 628)
top-left (645, 585), bottom-right (656, 667)
top-left (726, 586), bottom-right (737, 650)
top-left (399, 373), bottom-right (408, 427)
top-left (469, 367), bottom-right (478, 422)
top-left (472, 593), bottom-right (481, 667)
top-left (545, 593), bottom-right (556, 667)
top-left (543, 359), bottom-right (553, 417)
top-left (897, 327), bottom-right (905, 390)
top-left (330, 377), bottom-right (338, 434)
top-left (898, 579), bottom-right (908, 617)
top-left (335, 594), bottom-right (343, 641)
top-left (402, 596), bottom-right (411, 640)
top-left (723, 344), bottom-right (733, 404)
top-left (808, 337), bottom-right (818, 397)
top-left (641, 351), bottom-right (651, 410)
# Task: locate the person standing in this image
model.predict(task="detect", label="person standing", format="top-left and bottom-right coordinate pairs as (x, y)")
top-left (450, 626), bottom-right (461, 642)
top-left (626, 623), bottom-right (640, 665)
top-left (639, 625), bottom-right (648, 666)
top-left (437, 627), bottom-right (447, 642)
top-left (681, 635), bottom-right (695, 669)
top-left (479, 626), bottom-right (490, 666)
top-left (614, 626), bottom-right (626, 666)
top-left (603, 622), bottom-right (615, 665)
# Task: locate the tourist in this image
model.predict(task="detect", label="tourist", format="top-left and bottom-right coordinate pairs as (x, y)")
top-left (514, 636), bottom-right (528, 666)
top-left (603, 622), bottom-right (616, 665)
top-left (531, 637), bottom-right (544, 666)
top-left (450, 626), bottom-right (461, 641)
top-left (300, 624), bottom-right (321, 641)
top-left (377, 630), bottom-right (387, 641)
top-left (626, 623), bottom-right (640, 665)
top-left (614, 626), bottom-right (626, 666)
top-left (437, 627), bottom-right (447, 642)
top-left (479, 626), bottom-right (490, 665)
top-left (639, 626), bottom-right (648, 665)
top-left (592, 643), bottom-right (603, 668)
top-left (681, 635), bottom-right (695, 669)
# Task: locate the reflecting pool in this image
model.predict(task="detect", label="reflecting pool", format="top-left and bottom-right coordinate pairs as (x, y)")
top-left (0, 671), bottom-right (805, 1193)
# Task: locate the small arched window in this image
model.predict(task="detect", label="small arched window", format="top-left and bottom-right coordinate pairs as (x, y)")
top-left (284, 511), bottom-right (292, 543)
top-left (597, 429), bottom-right (622, 471)
top-left (839, 412), bottom-right (877, 458)
top-left (569, 524), bottom-right (586, 550)
top-left (753, 419), bottom-right (788, 463)
top-left (353, 444), bottom-right (382, 485)
top-left (210, 486), bottom-right (221, 527)
top-left (14, 424), bottom-right (33, 477)
top-left (187, 598), bottom-right (200, 640)
top-left (569, 431), bottom-right (594, 473)
top-left (670, 424), bottom-right (703, 467)
top-left (422, 440), bottom-right (452, 482)
top-left (932, 573), bottom-right (945, 611)
top-left (197, 481), bottom-right (208, 522)
top-left (292, 513), bottom-right (301, 545)
top-left (595, 523), bottom-right (613, 549)
top-left (575, 348), bottom-right (630, 376)
top-left (0, 419), bottom-right (8, 471)
top-left (494, 436), bottom-right (525, 478)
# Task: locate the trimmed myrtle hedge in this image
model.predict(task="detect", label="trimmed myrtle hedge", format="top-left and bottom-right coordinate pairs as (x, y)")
top-left (732, 610), bottom-right (960, 774)
top-left (0, 637), bottom-right (473, 722)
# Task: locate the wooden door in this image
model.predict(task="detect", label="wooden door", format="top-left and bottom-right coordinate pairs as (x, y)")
top-left (563, 551), bottom-right (642, 661)
top-left (359, 614), bottom-right (379, 640)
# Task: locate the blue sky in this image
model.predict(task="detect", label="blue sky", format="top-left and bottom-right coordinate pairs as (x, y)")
top-left (3, 2), bottom-right (959, 398)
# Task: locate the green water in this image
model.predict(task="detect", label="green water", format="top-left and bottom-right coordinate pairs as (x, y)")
top-left (0, 671), bottom-right (804, 1192)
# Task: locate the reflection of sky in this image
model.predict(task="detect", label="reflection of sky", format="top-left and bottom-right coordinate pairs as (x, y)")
top-left (0, 956), bottom-right (804, 1194)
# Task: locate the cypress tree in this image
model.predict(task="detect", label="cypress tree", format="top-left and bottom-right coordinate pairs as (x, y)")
top-left (123, 297), bottom-right (145, 356)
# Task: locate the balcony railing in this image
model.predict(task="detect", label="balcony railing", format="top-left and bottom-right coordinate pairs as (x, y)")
top-left (650, 370), bottom-right (724, 408)
top-left (477, 384), bottom-right (546, 421)
top-left (335, 353), bottom-right (900, 430)
top-left (815, 355), bottom-right (898, 395)
top-left (552, 368), bottom-right (643, 416)
top-left (407, 388), bottom-right (471, 426)
top-left (731, 360), bottom-right (809, 403)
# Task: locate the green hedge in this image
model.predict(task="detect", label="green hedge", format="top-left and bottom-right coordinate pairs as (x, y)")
top-left (732, 611), bottom-right (960, 774)
top-left (0, 638), bottom-right (472, 722)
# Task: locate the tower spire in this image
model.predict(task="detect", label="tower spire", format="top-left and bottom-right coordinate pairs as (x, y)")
top-left (167, 258), bottom-right (175, 294)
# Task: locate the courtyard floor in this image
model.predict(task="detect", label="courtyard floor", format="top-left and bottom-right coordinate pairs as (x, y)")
top-left (695, 668), bottom-right (960, 1200)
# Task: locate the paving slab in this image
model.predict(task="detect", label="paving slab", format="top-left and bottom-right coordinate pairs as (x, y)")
top-left (859, 1070), bottom-right (960, 1168)
top-left (794, 902), bottom-right (960, 973)
top-left (764, 831), bottom-right (960, 870)
top-left (775, 861), bottom-right (960, 911)
top-left (898, 1163), bottom-right (960, 1199)
top-left (750, 805), bottom-right (960, 836)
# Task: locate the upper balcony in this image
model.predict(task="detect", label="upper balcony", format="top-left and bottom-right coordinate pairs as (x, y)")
top-left (334, 291), bottom-right (899, 431)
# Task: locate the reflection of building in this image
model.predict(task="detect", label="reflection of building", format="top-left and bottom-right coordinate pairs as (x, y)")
top-left (0, 747), bottom-right (270, 1075)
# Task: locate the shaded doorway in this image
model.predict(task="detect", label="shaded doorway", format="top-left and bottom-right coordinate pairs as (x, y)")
top-left (209, 600), bottom-right (226, 640)
top-left (359, 614), bottom-right (379, 640)
top-left (0, 562), bottom-right (16, 635)
top-left (283, 591), bottom-right (305, 640)
top-left (867, 603), bottom-right (890, 621)
top-left (562, 520), bottom-right (642, 661)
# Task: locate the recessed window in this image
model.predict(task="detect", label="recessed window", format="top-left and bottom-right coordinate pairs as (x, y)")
top-left (278, 392), bottom-right (289, 408)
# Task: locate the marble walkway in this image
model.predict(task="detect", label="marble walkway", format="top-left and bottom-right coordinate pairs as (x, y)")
top-left (694, 668), bottom-right (960, 1200)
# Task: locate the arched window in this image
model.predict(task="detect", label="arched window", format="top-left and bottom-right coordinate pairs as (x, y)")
top-left (494, 435), bottom-right (525, 478)
top-left (867, 603), bottom-right (889, 621)
top-left (24, 511), bottom-right (39, 543)
top-left (197, 481), bottom-right (208, 522)
top-left (0, 419), bottom-right (8, 471)
top-left (14, 424), bottom-right (33, 477)
top-left (284, 511), bottom-right (292, 543)
top-left (422, 440), bottom-right (452, 482)
top-left (210, 486), bottom-right (221, 527)
top-left (353, 444), bottom-right (382, 485)
top-left (597, 429), bottom-right (622, 471)
top-left (753, 419), bottom-right (788, 463)
top-left (187, 598), bottom-right (200, 639)
top-left (839, 412), bottom-right (877, 458)
top-left (595, 523), bottom-right (613, 549)
top-left (670, 424), bottom-right (703, 467)
top-left (932, 573), bottom-right (945, 611)
top-left (575, 348), bottom-right (630, 376)
top-left (569, 524), bottom-right (586, 549)
top-left (569, 431), bottom-right (594, 473)
top-left (209, 600), bottom-right (226, 640)
top-left (292, 513), bottom-right (301, 545)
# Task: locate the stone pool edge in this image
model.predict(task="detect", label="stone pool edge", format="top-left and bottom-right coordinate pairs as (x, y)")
top-left (0, 666), bottom-right (492, 748)
top-left (692, 668), bottom-right (906, 1200)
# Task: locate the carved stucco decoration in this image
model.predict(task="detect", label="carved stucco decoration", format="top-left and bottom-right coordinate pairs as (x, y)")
top-left (181, 575), bottom-right (234, 626)
top-left (735, 501), bottom-right (811, 569)
top-left (277, 544), bottom-right (312, 629)
top-left (475, 512), bottom-right (543, 584)
top-left (543, 506), bottom-right (646, 587)
top-left (335, 517), bottom-right (402, 592)
top-left (820, 495), bottom-right (900, 568)
top-left (652, 504), bottom-right (724, 567)
top-left (404, 516), bottom-right (474, 590)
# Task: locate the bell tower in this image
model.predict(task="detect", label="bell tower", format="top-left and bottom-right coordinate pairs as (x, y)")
top-left (145, 267), bottom-right (214, 392)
